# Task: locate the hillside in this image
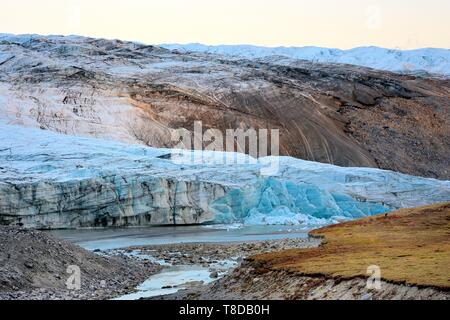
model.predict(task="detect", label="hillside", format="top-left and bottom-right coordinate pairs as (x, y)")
top-left (0, 226), bottom-right (156, 299)
top-left (0, 34), bottom-right (449, 179)
top-left (251, 202), bottom-right (450, 288)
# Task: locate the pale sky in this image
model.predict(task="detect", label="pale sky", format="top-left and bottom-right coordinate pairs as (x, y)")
top-left (1, 0), bottom-right (449, 49)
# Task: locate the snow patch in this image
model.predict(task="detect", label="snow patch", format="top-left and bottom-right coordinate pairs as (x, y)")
top-left (161, 44), bottom-right (450, 76)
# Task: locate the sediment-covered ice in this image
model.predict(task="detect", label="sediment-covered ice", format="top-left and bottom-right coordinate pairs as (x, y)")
top-left (1, 123), bottom-right (449, 229)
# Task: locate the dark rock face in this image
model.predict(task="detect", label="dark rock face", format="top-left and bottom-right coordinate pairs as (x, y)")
top-left (0, 226), bottom-right (157, 299)
top-left (0, 35), bottom-right (449, 179)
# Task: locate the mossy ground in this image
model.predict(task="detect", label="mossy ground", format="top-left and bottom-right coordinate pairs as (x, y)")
top-left (251, 203), bottom-right (450, 289)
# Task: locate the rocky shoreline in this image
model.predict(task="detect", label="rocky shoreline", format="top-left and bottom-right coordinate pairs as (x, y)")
top-left (103, 237), bottom-right (320, 299)
top-left (1, 219), bottom-right (448, 300)
top-left (107, 237), bottom-right (320, 268)
top-left (152, 260), bottom-right (450, 300)
top-left (106, 237), bottom-right (448, 301)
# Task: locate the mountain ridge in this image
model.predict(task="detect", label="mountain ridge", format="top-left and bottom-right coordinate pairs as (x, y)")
top-left (161, 43), bottom-right (450, 77)
top-left (1, 33), bottom-right (449, 77)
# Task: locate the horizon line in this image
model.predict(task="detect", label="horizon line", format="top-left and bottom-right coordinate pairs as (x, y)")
top-left (1, 32), bottom-right (449, 52)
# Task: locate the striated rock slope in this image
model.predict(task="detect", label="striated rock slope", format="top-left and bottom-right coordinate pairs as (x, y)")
top-left (0, 34), bottom-right (449, 179)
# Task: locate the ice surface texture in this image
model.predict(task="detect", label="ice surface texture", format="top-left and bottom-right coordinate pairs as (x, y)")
top-left (1, 123), bottom-right (449, 229)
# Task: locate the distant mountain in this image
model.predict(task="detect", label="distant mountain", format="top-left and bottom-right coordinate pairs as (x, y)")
top-left (161, 43), bottom-right (450, 77)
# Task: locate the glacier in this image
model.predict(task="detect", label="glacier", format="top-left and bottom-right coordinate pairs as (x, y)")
top-left (1, 33), bottom-right (449, 77)
top-left (1, 122), bottom-right (450, 229)
top-left (161, 44), bottom-right (450, 77)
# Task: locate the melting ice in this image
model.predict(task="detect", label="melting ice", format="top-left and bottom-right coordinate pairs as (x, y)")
top-left (1, 122), bottom-right (450, 229)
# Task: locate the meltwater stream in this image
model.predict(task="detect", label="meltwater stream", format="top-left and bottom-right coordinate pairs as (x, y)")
top-left (48, 224), bottom-right (309, 300)
top-left (114, 266), bottom-right (213, 300)
top-left (114, 261), bottom-right (237, 300)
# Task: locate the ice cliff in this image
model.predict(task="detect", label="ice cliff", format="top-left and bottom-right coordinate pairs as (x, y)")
top-left (1, 123), bottom-right (449, 229)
